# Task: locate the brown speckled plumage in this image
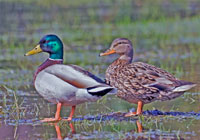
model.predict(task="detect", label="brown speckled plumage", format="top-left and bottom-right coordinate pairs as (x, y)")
top-left (101, 38), bottom-right (196, 115)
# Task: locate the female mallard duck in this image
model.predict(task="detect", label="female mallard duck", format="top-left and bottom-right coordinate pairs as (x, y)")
top-left (100, 38), bottom-right (196, 116)
top-left (25, 34), bottom-right (116, 122)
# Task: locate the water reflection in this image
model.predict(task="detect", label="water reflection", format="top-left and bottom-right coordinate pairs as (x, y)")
top-left (49, 118), bottom-right (186, 140)
top-left (54, 122), bottom-right (75, 140)
top-left (136, 120), bottom-right (143, 133)
top-left (52, 119), bottom-right (142, 140)
top-left (1, 115), bottom-right (199, 139)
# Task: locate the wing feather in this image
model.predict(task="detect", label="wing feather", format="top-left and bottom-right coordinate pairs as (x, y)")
top-left (44, 64), bottom-right (104, 88)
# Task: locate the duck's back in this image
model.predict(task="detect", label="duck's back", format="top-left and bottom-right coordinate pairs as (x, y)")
top-left (106, 60), bottom-right (195, 104)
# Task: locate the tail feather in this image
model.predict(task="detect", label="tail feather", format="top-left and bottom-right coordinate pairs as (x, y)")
top-left (173, 80), bottom-right (196, 92)
top-left (87, 85), bottom-right (117, 97)
top-left (177, 80), bottom-right (195, 86)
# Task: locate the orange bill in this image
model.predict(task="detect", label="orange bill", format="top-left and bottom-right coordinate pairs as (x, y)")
top-left (100, 49), bottom-right (116, 56)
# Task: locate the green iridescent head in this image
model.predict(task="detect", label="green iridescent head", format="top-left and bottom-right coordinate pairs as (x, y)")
top-left (25, 34), bottom-right (63, 60)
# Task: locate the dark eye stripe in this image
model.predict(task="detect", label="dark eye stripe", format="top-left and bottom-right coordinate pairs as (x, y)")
top-left (114, 41), bottom-right (129, 47)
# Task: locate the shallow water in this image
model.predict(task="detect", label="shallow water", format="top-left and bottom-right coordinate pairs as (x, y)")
top-left (0, 0), bottom-right (200, 139)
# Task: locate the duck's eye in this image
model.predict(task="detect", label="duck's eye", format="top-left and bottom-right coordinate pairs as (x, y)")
top-left (114, 42), bottom-right (122, 47)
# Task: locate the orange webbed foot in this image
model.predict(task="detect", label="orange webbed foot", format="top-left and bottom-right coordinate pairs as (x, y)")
top-left (62, 117), bottom-right (73, 122)
top-left (41, 103), bottom-right (62, 122)
top-left (125, 101), bottom-right (143, 117)
top-left (67, 117), bottom-right (72, 121)
top-left (62, 106), bottom-right (76, 122)
top-left (124, 111), bottom-right (143, 117)
top-left (41, 117), bottom-right (62, 122)
top-left (125, 112), bottom-right (137, 117)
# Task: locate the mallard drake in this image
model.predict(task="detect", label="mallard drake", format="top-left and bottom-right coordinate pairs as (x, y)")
top-left (25, 34), bottom-right (116, 122)
top-left (100, 38), bottom-right (196, 116)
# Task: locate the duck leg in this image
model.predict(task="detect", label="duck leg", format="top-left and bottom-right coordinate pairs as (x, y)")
top-left (41, 103), bottom-right (62, 122)
top-left (136, 101), bottom-right (143, 114)
top-left (66, 106), bottom-right (76, 121)
top-left (125, 101), bottom-right (143, 117)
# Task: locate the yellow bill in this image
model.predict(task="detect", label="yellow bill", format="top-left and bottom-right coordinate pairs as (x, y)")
top-left (100, 49), bottom-right (116, 56)
top-left (25, 44), bottom-right (43, 56)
